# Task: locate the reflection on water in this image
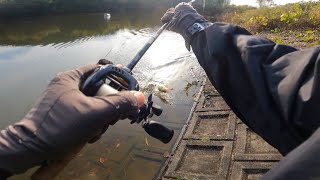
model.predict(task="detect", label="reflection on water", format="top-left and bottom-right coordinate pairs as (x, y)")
top-left (0, 12), bottom-right (203, 180)
top-left (0, 11), bottom-right (164, 46)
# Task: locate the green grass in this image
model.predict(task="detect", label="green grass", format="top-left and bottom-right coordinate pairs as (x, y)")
top-left (220, 1), bottom-right (320, 32)
top-left (218, 1), bottom-right (320, 49)
top-left (257, 29), bottom-right (319, 48)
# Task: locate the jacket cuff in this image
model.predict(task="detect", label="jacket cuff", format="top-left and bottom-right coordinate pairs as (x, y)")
top-left (169, 11), bottom-right (208, 50)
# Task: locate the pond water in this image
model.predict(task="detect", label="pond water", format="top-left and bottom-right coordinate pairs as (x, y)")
top-left (0, 11), bottom-right (203, 180)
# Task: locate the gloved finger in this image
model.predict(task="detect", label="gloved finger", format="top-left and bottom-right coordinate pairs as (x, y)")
top-left (116, 64), bottom-right (124, 68)
top-left (59, 59), bottom-right (113, 81)
top-left (38, 90), bottom-right (141, 147)
top-left (49, 64), bottom-right (99, 91)
top-left (132, 91), bottom-right (145, 108)
top-left (175, 2), bottom-right (196, 12)
top-left (97, 59), bottom-right (113, 65)
top-left (74, 59), bottom-right (114, 82)
top-left (174, 2), bottom-right (198, 18)
top-left (77, 64), bottom-right (100, 80)
top-left (86, 91), bottom-right (141, 126)
top-left (53, 59), bottom-right (114, 90)
top-left (106, 91), bottom-right (145, 124)
top-left (161, 7), bottom-right (175, 24)
top-left (87, 91), bottom-right (144, 143)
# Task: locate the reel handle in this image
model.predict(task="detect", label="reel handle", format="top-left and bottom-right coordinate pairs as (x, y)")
top-left (143, 120), bottom-right (174, 144)
top-left (81, 65), bottom-right (174, 144)
top-left (95, 84), bottom-right (174, 143)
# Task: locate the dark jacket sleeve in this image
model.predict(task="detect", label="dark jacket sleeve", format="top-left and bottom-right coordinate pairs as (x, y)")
top-left (262, 128), bottom-right (320, 180)
top-left (190, 22), bottom-right (320, 179)
top-left (191, 22), bottom-right (320, 154)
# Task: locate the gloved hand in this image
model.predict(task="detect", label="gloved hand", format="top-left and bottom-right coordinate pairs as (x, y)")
top-left (161, 7), bottom-right (175, 25)
top-left (161, 2), bottom-right (198, 25)
top-left (0, 59), bottom-right (145, 175)
top-left (161, 2), bottom-right (209, 50)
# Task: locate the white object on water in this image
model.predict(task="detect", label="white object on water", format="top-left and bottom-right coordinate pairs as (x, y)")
top-left (104, 13), bottom-right (111, 20)
top-left (158, 84), bottom-right (172, 93)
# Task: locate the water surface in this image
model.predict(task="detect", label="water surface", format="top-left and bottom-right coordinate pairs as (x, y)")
top-left (0, 12), bottom-right (203, 180)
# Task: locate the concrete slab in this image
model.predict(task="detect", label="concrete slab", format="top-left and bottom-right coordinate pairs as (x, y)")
top-left (197, 96), bottom-right (230, 112)
top-left (196, 84), bottom-right (230, 112)
top-left (234, 124), bottom-right (282, 161)
top-left (156, 80), bottom-right (282, 180)
top-left (230, 162), bottom-right (277, 180)
top-left (165, 140), bottom-right (232, 180)
top-left (185, 111), bottom-right (236, 140)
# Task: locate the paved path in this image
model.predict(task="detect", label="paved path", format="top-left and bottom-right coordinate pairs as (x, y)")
top-left (157, 80), bottom-right (282, 180)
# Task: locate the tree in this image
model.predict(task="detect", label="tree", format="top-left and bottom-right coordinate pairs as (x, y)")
top-left (256, 0), bottom-right (275, 7)
top-left (191, 0), bottom-right (229, 15)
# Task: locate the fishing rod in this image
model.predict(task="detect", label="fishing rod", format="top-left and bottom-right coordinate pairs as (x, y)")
top-left (126, 22), bottom-right (169, 71)
top-left (81, 21), bottom-right (173, 144)
top-left (81, 0), bottom-right (198, 141)
top-left (80, 0), bottom-right (202, 140)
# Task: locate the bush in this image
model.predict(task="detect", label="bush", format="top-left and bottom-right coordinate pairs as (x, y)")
top-left (220, 1), bottom-right (320, 32)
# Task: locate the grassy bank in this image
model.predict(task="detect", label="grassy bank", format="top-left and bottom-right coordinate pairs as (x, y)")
top-left (219, 1), bottom-right (320, 48)
top-left (258, 30), bottom-right (319, 48)
top-left (221, 1), bottom-right (320, 32)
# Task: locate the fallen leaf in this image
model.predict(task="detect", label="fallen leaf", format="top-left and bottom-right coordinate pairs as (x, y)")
top-left (145, 137), bottom-right (149, 146)
top-left (99, 157), bottom-right (107, 163)
top-left (89, 168), bottom-right (98, 176)
top-left (158, 84), bottom-right (172, 93)
top-left (163, 151), bottom-right (170, 158)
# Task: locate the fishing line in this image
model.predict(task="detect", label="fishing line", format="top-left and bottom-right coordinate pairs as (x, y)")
top-left (104, 38), bottom-right (127, 58)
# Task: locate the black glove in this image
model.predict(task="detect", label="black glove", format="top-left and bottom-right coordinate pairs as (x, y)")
top-left (161, 2), bottom-right (209, 50)
top-left (0, 59), bottom-right (145, 175)
top-left (161, 7), bottom-right (175, 24)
